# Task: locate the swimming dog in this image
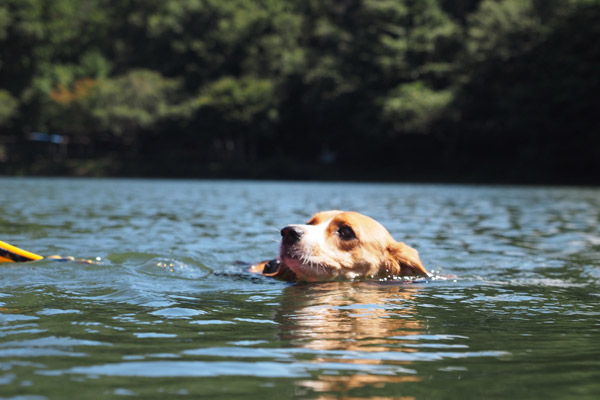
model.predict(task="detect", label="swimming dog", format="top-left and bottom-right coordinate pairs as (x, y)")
top-left (250, 210), bottom-right (428, 282)
top-left (2, 211), bottom-right (427, 282)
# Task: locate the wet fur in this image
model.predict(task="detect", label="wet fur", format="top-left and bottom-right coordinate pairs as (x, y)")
top-left (251, 210), bottom-right (427, 282)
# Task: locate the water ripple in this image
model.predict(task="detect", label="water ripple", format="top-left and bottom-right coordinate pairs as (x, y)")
top-left (1, 179), bottom-right (599, 399)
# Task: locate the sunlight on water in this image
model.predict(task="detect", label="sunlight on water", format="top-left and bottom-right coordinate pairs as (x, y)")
top-left (1, 178), bottom-right (599, 399)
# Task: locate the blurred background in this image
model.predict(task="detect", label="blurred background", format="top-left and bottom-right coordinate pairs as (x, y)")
top-left (0, 0), bottom-right (598, 183)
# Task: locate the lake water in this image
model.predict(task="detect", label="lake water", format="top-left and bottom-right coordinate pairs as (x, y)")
top-left (1, 178), bottom-right (599, 399)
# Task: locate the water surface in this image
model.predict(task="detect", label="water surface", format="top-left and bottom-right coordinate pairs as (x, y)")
top-left (1, 178), bottom-right (599, 399)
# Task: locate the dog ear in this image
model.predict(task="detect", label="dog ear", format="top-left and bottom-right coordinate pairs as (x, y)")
top-left (387, 242), bottom-right (428, 277)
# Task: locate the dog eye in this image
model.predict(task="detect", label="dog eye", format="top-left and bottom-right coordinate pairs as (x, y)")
top-left (338, 226), bottom-right (356, 240)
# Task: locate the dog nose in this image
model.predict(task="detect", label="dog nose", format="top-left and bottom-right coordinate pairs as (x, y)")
top-left (281, 225), bottom-right (303, 245)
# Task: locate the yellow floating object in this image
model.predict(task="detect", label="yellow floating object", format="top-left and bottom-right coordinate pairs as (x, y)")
top-left (0, 240), bottom-right (44, 263)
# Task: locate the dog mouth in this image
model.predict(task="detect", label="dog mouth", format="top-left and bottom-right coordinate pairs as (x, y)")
top-left (283, 256), bottom-right (327, 282)
top-left (280, 244), bottom-right (338, 281)
top-left (279, 246), bottom-right (305, 269)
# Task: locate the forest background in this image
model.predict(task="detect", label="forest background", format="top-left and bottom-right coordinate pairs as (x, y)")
top-left (0, 0), bottom-right (598, 183)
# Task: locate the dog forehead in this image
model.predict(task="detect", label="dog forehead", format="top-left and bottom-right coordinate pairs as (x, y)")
top-left (332, 212), bottom-right (390, 234)
top-left (307, 210), bottom-right (344, 225)
top-left (308, 211), bottom-right (393, 239)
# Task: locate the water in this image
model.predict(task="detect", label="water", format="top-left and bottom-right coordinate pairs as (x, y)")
top-left (1, 178), bottom-right (599, 399)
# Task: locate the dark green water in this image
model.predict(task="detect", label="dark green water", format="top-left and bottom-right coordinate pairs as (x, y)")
top-left (1, 178), bottom-right (599, 399)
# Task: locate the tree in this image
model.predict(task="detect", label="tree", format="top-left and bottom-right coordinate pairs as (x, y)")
top-left (187, 76), bottom-right (277, 163)
top-left (382, 82), bottom-right (452, 134)
top-left (446, 0), bottom-right (600, 182)
top-left (89, 69), bottom-right (182, 143)
top-left (0, 90), bottom-right (18, 126)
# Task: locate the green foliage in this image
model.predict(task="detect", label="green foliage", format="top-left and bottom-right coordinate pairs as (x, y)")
top-left (382, 82), bottom-right (452, 133)
top-left (0, 0), bottom-right (596, 182)
top-left (195, 76), bottom-right (277, 125)
top-left (0, 90), bottom-right (18, 126)
top-left (43, 69), bottom-right (181, 144)
top-left (90, 70), bottom-right (182, 137)
top-left (466, 0), bottom-right (543, 63)
top-left (449, 0), bottom-right (600, 181)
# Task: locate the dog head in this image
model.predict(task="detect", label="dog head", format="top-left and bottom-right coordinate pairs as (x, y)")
top-left (279, 210), bottom-right (428, 282)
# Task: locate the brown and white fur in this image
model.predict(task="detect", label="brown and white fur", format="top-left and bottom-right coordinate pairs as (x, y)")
top-left (250, 210), bottom-right (428, 282)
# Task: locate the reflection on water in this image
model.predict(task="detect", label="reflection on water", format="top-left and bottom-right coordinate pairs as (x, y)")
top-left (279, 282), bottom-right (425, 396)
top-left (0, 178), bottom-right (599, 399)
top-left (280, 283), bottom-right (423, 352)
